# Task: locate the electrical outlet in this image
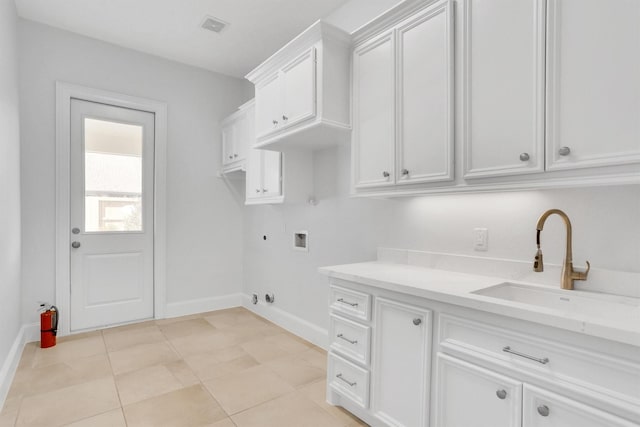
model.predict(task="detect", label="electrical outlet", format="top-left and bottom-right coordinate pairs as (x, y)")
top-left (474, 228), bottom-right (488, 251)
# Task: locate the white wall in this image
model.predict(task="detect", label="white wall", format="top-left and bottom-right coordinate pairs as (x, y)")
top-left (0, 0), bottom-right (23, 373)
top-left (242, 0), bottom-right (640, 334)
top-left (18, 19), bottom-right (252, 325)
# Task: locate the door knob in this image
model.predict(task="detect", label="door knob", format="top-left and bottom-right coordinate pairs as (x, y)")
top-left (519, 153), bottom-right (530, 161)
top-left (496, 389), bottom-right (507, 399)
top-left (537, 405), bottom-right (550, 417)
top-left (558, 146), bottom-right (571, 156)
top-left (71, 227), bottom-right (80, 234)
top-left (71, 241), bottom-right (81, 249)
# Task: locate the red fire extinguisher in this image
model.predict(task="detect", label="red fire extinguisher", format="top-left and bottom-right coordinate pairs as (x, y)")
top-left (40, 304), bottom-right (58, 348)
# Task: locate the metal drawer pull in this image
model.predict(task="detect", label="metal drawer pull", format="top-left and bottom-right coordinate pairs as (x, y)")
top-left (336, 373), bottom-right (356, 387)
top-left (537, 405), bottom-right (550, 417)
top-left (337, 333), bottom-right (357, 345)
top-left (502, 346), bottom-right (549, 364)
top-left (336, 298), bottom-right (358, 307)
top-left (496, 389), bottom-right (507, 400)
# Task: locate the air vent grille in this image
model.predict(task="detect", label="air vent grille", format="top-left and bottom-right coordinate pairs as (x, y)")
top-left (201, 16), bottom-right (228, 33)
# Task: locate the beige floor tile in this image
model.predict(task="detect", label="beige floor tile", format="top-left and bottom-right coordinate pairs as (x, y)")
top-left (65, 409), bottom-right (127, 427)
top-left (9, 353), bottom-right (112, 398)
top-left (31, 335), bottom-right (106, 368)
top-left (159, 318), bottom-right (217, 339)
top-left (0, 395), bottom-right (21, 426)
top-left (207, 418), bottom-right (236, 427)
top-left (154, 313), bottom-right (204, 326)
top-left (102, 319), bottom-right (157, 334)
top-left (299, 380), bottom-right (366, 425)
top-left (56, 330), bottom-right (103, 344)
top-left (103, 325), bottom-right (165, 352)
top-left (231, 392), bottom-right (344, 427)
top-left (240, 332), bottom-right (311, 363)
top-left (205, 312), bottom-right (269, 330)
top-left (16, 343), bottom-right (37, 370)
top-left (203, 365), bottom-right (295, 415)
top-left (164, 360), bottom-right (200, 387)
top-left (265, 348), bottom-right (326, 387)
top-left (115, 364), bottom-right (185, 405)
top-left (16, 377), bottom-right (120, 427)
top-left (108, 341), bottom-right (179, 375)
top-left (186, 353), bottom-right (259, 381)
top-left (169, 331), bottom-right (238, 358)
top-left (123, 385), bottom-right (227, 427)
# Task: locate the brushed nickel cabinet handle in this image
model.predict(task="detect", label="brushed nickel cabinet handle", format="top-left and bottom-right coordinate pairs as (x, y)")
top-left (336, 373), bottom-right (356, 387)
top-left (502, 346), bottom-right (549, 364)
top-left (337, 333), bottom-right (357, 345)
top-left (336, 298), bottom-right (358, 307)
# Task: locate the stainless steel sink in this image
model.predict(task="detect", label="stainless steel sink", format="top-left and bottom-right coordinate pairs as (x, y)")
top-left (472, 282), bottom-right (640, 320)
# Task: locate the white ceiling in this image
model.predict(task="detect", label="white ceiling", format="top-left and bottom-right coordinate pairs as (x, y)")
top-left (14, 0), bottom-right (351, 78)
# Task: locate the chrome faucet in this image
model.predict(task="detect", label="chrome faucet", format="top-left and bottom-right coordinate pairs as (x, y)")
top-left (534, 209), bottom-right (590, 290)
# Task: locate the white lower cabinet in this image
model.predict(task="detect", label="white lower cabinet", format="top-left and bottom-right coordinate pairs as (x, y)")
top-left (434, 353), bottom-right (522, 427)
top-left (372, 298), bottom-right (431, 427)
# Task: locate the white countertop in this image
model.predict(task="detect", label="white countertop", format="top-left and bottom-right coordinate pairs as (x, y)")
top-left (319, 261), bottom-right (640, 347)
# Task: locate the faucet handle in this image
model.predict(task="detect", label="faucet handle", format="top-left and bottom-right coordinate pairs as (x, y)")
top-left (572, 261), bottom-right (590, 281)
top-left (533, 249), bottom-right (544, 272)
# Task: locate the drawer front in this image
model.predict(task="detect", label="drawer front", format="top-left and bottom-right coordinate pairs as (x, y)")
top-left (330, 314), bottom-right (371, 366)
top-left (328, 352), bottom-right (370, 409)
top-left (329, 285), bottom-right (371, 321)
top-left (438, 314), bottom-right (640, 405)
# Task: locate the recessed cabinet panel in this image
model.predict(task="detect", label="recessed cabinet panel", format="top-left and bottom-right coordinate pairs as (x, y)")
top-left (221, 124), bottom-right (236, 166)
top-left (255, 74), bottom-right (282, 139)
top-left (245, 147), bottom-right (263, 201)
top-left (522, 385), bottom-right (637, 427)
top-left (372, 298), bottom-right (431, 427)
top-left (463, 0), bottom-right (545, 178)
top-left (397, 0), bottom-right (454, 184)
top-left (434, 353), bottom-right (523, 427)
top-left (282, 48), bottom-right (316, 128)
top-left (545, 0), bottom-right (640, 170)
top-left (261, 150), bottom-right (282, 198)
top-left (353, 32), bottom-right (396, 188)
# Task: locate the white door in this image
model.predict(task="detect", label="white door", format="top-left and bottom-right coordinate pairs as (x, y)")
top-left (433, 353), bottom-right (522, 427)
top-left (462, 0), bottom-right (545, 178)
top-left (396, 0), bottom-right (454, 184)
top-left (372, 298), bottom-right (431, 427)
top-left (523, 385), bottom-right (637, 427)
top-left (545, 0), bottom-right (640, 170)
top-left (70, 99), bottom-right (155, 331)
top-left (281, 47), bottom-right (316, 128)
top-left (353, 31), bottom-right (396, 188)
top-left (261, 150), bottom-right (282, 198)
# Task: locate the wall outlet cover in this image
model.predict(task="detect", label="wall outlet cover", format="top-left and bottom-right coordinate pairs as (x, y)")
top-left (474, 228), bottom-right (488, 251)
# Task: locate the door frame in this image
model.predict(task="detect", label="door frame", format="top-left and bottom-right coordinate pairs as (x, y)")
top-left (55, 82), bottom-right (168, 336)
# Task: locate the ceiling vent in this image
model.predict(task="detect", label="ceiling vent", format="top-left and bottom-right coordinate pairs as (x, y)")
top-left (201, 16), bottom-right (229, 34)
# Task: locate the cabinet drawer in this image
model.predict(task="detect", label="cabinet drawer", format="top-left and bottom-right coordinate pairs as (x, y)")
top-left (328, 352), bottom-right (370, 409)
top-left (329, 285), bottom-right (371, 321)
top-left (438, 314), bottom-right (640, 406)
top-left (329, 314), bottom-right (371, 366)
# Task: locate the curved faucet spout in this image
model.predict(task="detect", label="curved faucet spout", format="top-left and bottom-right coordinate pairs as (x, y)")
top-left (534, 209), bottom-right (590, 290)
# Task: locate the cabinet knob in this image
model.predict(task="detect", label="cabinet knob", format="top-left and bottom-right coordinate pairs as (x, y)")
top-left (255, 189), bottom-right (260, 193)
top-left (234, 154), bottom-right (238, 158)
top-left (537, 405), bottom-right (550, 417)
top-left (262, 189), bottom-right (268, 193)
top-left (401, 169), bottom-right (409, 176)
top-left (496, 389), bottom-right (507, 400)
top-left (382, 171), bottom-right (390, 178)
top-left (519, 153), bottom-right (530, 161)
top-left (228, 155), bottom-right (233, 159)
top-left (71, 241), bottom-right (81, 249)
top-left (558, 146), bottom-right (571, 156)
top-left (412, 318), bottom-right (422, 326)
top-left (282, 115), bottom-right (288, 121)
top-left (272, 120), bottom-right (279, 125)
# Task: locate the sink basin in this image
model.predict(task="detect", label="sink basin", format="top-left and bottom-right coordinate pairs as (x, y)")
top-left (473, 282), bottom-right (640, 321)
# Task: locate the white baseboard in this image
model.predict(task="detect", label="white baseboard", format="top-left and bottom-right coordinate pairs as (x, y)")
top-left (164, 293), bottom-right (243, 319)
top-left (0, 322), bottom-right (38, 411)
top-left (241, 294), bottom-right (329, 350)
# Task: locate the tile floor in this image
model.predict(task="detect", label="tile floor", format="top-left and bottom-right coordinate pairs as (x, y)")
top-left (0, 307), bottom-right (367, 427)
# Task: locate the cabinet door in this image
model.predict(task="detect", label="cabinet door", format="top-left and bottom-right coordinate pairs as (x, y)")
top-left (353, 31), bottom-right (396, 188)
top-left (221, 122), bottom-right (235, 166)
top-left (261, 150), bottom-right (282, 198)
top-left (396, 0), bottom-right (454, 184)
top-left (434, 353), bottom-right (522, 427)
top-left (245, 148), bottom-right (263, 201)
top-left (545, 0), bottom-right (640, 170)
top-left (238, 104), bottom-right (254, 162)
top-left (372, 298), bottom-right (431, 427)
top-left (523, 385), bottom-right (637, 427)
top-left (255, 73), bottom-right (282, 139)
top-left (281, 47), bottom-right (316, 128)
top-left (462, 0), bottom-right (545, 178)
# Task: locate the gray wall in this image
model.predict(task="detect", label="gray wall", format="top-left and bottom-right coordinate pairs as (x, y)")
top-left (18, 19), bottom-right (252, 325)
top-left (0, 0), bottom-right (23, 373)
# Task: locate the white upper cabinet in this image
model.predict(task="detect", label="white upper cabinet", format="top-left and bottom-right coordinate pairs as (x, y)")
top-left (352, 0), bottom-right (455, 191)
top-left (545, 0), bottom-right (640, 171)
top-left (220, 99), bottom-right (254, 173)
top-left (352, 31), bottom-right (396, 188)
top-left (462, 0), bottom-right (546, 178)
top-left (396, 1), bottom-right (454, 184)
top-left (246, 21), bottom-right (351, 151)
